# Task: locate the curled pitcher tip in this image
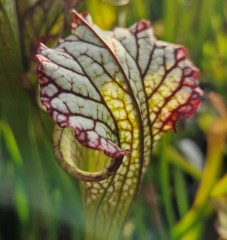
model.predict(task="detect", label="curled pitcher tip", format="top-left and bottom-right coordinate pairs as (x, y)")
top-left (36, 9), bottom-right (203, 180)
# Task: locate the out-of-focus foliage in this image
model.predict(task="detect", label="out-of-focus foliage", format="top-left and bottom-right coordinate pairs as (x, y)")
top-left (0, 0), bottom-right (226, 240)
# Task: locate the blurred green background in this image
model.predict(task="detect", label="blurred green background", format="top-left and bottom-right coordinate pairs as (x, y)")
top-left (0, 0), bottom-right (227, 239)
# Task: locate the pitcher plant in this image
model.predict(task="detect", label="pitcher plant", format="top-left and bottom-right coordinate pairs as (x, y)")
top-left (36, 10), bottom-right (202, 240)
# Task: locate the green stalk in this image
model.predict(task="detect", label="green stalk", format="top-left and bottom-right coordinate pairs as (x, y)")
top-left (163, 0), bottom-right (177, 41)
top-left (173, 167), bottom-right (189, 218)
top-left (159, 138), bottom-right (176, 230)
